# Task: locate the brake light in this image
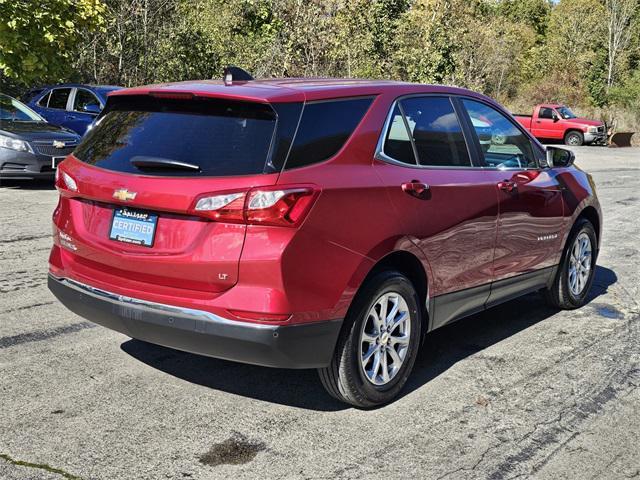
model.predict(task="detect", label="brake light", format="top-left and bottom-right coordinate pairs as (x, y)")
top-left (246, 188), bottom-right (316, 226)
top-left (148, 91), bottom-right (194, 100)
top-left (191, 186), bottom-right (318, 227)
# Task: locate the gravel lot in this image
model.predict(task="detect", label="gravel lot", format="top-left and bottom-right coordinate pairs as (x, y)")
top-left (1, 146), bottom-right (638, 480)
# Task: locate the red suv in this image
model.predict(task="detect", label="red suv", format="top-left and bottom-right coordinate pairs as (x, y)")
top-left (48, 77), bottom-right (601, 407)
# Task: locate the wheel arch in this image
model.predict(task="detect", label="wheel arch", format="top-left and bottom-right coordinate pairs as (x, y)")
top-left (564, 128), bottom-right (584, 139)
top-left (576, 205), bottom-right (601, 248)
top-left (351, 250), bottom-right (431, 335)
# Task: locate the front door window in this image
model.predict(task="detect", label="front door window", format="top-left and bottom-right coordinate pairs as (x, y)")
top-left (462, 99), bottom-right (537, 169)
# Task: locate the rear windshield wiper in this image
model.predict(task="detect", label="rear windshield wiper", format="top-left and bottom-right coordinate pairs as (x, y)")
top-left (130, 156), bottom-right (201, 172)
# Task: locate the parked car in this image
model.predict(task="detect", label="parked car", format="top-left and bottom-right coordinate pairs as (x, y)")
top-left (0, 93), bottom-right (80, 180)
top-left (25, 83), bottom-right (122, 136)
top-left (48, 77), bottom-right (602, 407)
top-left (514, 104), bottom-right (606, 146)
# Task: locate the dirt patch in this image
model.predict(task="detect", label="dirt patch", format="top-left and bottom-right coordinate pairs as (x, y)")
top-left (199, 434), bottom-right (266, 467)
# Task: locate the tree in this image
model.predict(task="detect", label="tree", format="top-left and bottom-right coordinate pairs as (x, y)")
top-left (0, 0), bottom-right (105, 84)
top-left (538, 0), bottom-right (607, 104)
top-left (454, 16), bottom-right (536, 100)
top-left (392, 0), bottom-right (473, 84)
top-left (605, 0), bottom-right (639, 88)
top-left (497, 0), bottom-right (551, 38)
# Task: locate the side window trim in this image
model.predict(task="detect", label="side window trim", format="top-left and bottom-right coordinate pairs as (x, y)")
top-left (374, 101), bottom-right (420, 168)
top-left (66, 88), bottom-right (76, 111)
top-left (450, 96), bottom-right (483, 167)
top-left (68, 88), bottom-right (78, 112)
top-left (375, 94), bottom-right (477, 170)
top-left (396, 101), bottom-right (420, 165)
top-left (457, 95), bottom-right (541, 171)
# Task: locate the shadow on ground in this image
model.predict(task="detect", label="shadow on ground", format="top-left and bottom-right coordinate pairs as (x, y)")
top-left (121, 266), bottom-right (617, 411)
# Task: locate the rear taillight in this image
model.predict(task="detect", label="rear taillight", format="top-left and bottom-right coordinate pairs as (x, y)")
top-left (191, 185), bottom-right (318, 227)
top-left (55, 168), bottom-right (78, 192)
top-left (194, 191), bottom-right (245, 223)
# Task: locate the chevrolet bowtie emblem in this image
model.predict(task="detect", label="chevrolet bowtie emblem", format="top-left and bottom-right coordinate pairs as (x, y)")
top-left (113, 189), bottom-right (137, 201)
top-left (53, 140), bottom-right (65, 149)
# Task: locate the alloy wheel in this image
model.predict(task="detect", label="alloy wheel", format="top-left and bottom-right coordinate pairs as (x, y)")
top-left (568, 232), bottom-right (592, 296)
top-left (359, 292), bottom-right (411, 386)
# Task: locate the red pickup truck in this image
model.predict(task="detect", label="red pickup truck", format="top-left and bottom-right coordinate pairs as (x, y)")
top-left (514, 104), bottom-right (606, 146)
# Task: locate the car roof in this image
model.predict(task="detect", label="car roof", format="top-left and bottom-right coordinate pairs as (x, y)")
top-left (109, 78), bottom-right (492, 104)
top-left (43, 83), bottom-right (122, 91)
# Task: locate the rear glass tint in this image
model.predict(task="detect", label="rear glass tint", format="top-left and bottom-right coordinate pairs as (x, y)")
top-left (399, 97), bottom-right (471, 167)
top-left (74, 96), bottom-right (279, 177)
top-left (284, 97), bottom-right (373, 170)
top-left (48, 88), bottom-right (72, 109)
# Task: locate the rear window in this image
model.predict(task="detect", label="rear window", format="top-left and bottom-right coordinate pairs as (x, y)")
top-left (74, 96), bottom-right (279, 177)
top-left (284, 97), bottom-right (373, 170)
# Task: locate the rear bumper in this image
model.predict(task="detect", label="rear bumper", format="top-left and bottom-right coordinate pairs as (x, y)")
top-left (48, 274), bottom-right (342, 369)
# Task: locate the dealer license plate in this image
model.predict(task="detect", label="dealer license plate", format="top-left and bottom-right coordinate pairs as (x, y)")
top-left (109, 208), bottom-right (158, 247)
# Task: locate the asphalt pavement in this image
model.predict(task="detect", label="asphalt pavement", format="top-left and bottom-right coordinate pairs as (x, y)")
top-left (0, 146), bottom-right (638, 479)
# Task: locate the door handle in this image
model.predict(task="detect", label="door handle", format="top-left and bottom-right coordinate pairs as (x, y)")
top-left (402, 181), bottom-right (430, 199)
top-left (497, 180), bottom-right (518, 193)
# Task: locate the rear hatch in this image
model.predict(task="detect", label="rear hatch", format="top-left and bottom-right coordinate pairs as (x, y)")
top-left (56, 93), bottom-right (302, 293)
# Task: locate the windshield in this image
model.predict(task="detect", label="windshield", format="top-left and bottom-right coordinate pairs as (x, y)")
top-left (557, 106), bottom-right (577, 119)
top-left (0, 94), bottom-right (44, 122)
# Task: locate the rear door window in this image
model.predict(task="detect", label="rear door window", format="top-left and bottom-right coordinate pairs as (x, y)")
top-left (284, 97), bottom-right (372, 170)
top-left (74, 96), bottom-right (279, 177)
top-left (48, 88), bottom-right (72, 110)
top-left (398, 96), bottom-right (471, 167)
top-left (382, 105), bottom-right (417, 165)
top-left (37, 91), bottom-right (51, 107)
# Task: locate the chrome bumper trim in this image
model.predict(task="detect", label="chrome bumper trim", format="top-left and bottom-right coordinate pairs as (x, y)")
top-left (49, 274), bottom-right (277, 331)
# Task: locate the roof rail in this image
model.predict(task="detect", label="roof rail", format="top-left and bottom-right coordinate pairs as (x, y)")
top-left (223, 66), bottom-right (254, 85)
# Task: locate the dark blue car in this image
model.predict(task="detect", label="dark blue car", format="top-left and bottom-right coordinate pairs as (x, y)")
top-left (24, 84), bottom-right (122, 136)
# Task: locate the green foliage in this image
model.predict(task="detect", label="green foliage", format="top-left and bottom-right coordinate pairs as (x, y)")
top-left (1, 0), bottom-right (638, 125)
top-left (609, 68), bottom-right (640, 106)
top-left (392, 0), bottom-right (465, 83)
top-left (497, 0), bottom-right (551, 38)
top-left (0, 0), bottom-right (105, 84)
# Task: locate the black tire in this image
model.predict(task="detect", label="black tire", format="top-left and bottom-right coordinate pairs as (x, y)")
top-left (564, 130), bottom-right (584, 146)
top-left (318, 271), bottom-right (422, 408)
top-left (543, 218), bottom-right (597, 309)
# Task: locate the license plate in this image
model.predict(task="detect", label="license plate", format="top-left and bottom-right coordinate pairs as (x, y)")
top-left (52, 157), bottom-right (65, 169)
top-left (109, 208), bottom-right (158, 247)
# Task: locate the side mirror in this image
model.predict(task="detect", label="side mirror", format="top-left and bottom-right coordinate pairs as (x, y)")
top-left (82, 104), bottom-right (101, 115)
top-left (546, 146), bottom-right (575, 168)
top-left (552, 112), bottom-right (559, 122)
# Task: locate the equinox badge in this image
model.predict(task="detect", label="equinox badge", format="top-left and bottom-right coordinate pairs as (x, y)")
top-left (113, 189), bottom-right (137, 202)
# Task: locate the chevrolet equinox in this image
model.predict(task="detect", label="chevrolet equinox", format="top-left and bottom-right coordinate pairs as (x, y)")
top-left (48, 76), bottom-right (602, 407)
